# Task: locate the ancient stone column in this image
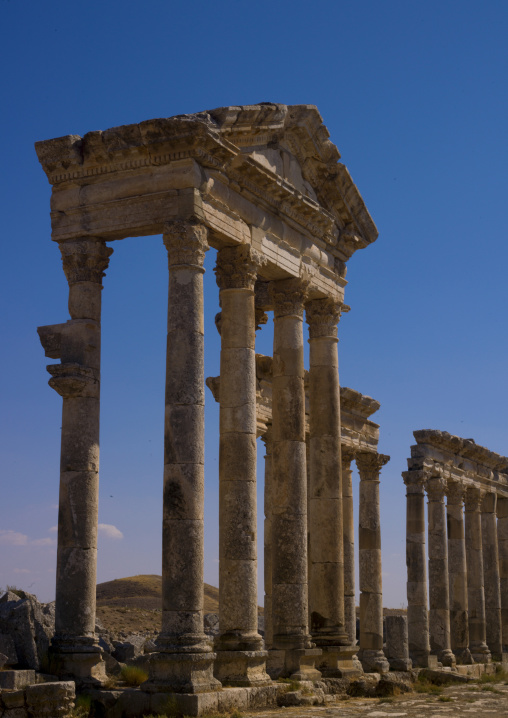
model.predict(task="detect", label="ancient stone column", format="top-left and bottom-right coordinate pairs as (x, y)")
top-left (38, 238), bottom-right (112, 684)
top-left (262, 428), bottom-right (274, 650)
top-left (213, 245), bottom-right (269, 686)
top-left (446, 479), bottom-right (472, 664)
top-left (482, 491), bottom-right (502, 660)
top-left (497, 496), bottom-right (508, 653)
top-left (356, 452), bottom-right (390, 673)
top-left (306, 298), bottom-right (348, 644)
top-left (268, 277), bottom-right (321, 679)
top-left (464, 486), bottom-right (491, 663)
top-left (426, 476), bottom-right (456, 666)
top-left (146, 220), bottom-right (220, 694)
top-left (342, 447), bottom-right (356, 646)
top-left (402, 470), bottom-right (430, 667)
top-left (385, 615), bottom-right (411, 671)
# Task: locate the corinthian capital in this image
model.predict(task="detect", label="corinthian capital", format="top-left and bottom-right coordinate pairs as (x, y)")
top-left (59, 239), bottom-right (113, 285)
top-left (356, 452), bottom-right (390, 481)
top-left (425, 476), bottom-right (447, 503)
top-left (163, 220), bottom-right (208, 268)
top-left (446, 479), bottom-right (465, 505)
top-left (464, 485), bottom-right (484, 512)
top-left (214, 244), bottom-right (265, 291)
top-left (305, 297), bottom-right (344, 339)
top-left (268, 277), bottom-right (310, 319)
top-left (402, 470), bottom-right (427, 495)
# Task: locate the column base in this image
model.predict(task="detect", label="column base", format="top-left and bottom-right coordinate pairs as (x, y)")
top-left (213, 650), bottom-right (271, 686)
top-left (470, 642), bottom-right (492, 664)
top-left (453, 647), bottom-right (473, 664)
top-left (437, 648), bottom-right (456, 667)
top-left (48, 642), bottom-right (105, 686)
top-left (317, 645), bottom-right (363, 678)
top-left (266, 648), bottom-right (322, 680)
top-left (142, 652), bottom-right (222, 694)
top-left (388, 657), bottom-right (412, 671)
top-left (358, 649), bottom-right (390, 674)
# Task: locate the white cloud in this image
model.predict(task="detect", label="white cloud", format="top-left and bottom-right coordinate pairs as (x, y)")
top-left (13, 568), bottom-right (30, 574)
top-left (32, 537), bottom-right (57, 547)
top-left (98, 524), bottom-right (123, 540)
top-left (49, 526), bottom-right (58, 533)
top-left (0, 530), bottom-right (28, 546)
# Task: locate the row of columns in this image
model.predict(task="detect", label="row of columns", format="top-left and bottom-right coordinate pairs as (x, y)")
top-left (404, 470), bottom-right (508, 667)
top-left (40, 221), bottom-right (390, 690)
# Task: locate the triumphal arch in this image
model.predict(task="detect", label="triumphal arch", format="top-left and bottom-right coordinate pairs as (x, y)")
top-left (35, 104), bottom-right (389, 694)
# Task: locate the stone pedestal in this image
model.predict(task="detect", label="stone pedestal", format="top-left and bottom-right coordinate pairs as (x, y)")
top-left (268, 278), bottom-right (320, 679)
top-left (214, 246), bottom-right (268, 686)
top-left (146, 220), bottom-right (219, 693)
top-left (356, 452), bottom-right (390, 674)
top-left (317, 645), bottom-right (362, 678)
top-left (497, 497), bottom-right (508, 653)
top-left (465, 486), bottom-right (491, 663)
top-left (482, 491), bottom-right (502, 660)
top-left (342, 448), bottom-right (357, 647)
top-left (38, 238), bottom-right (112, 685)
top-left (403, 470), bottom-right (431, 667)
top-left (306, 298), bottom-right (348, 648)
top-left (426, 476), bottom-right (456, 667)
top-left (446, 480), bottom-right (472, 664)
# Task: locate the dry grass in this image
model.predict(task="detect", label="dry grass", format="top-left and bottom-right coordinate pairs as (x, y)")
top-left (120, 665), bottom-right (148, 686)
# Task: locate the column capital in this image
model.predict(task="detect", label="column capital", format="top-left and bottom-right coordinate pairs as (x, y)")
top-left (341, 445), bottom-right (356, 466)
top-left (464, 485), bottom-right (485, 512)
top-left (482, 490), bottom-right (497, 513)
top-left (357, 452), bottom-right (390, 481)
top-left (214, 244), bottom-right (265, 291)
top-left (402, 469), bottom-right (427, 494)
top-left (425, 476), bottom-right (447, 503)
top-left (268, 277), bottom-right (310, 319)
top-left (59, 238), bottom-right (113, 285)
top-left (305, 297), bottom-right (345, 339)
top-left (446, 478), bottom-right (465, 504)
top-left (163, 219), bottom-right (208, 268)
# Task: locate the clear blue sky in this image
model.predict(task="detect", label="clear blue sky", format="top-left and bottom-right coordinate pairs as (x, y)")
top-left (1, 0), bottom-right (507, 609)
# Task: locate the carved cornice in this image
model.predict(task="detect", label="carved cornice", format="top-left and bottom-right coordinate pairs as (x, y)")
top-left (163, 220), bottom-right (208, 268)
top-left (464, 486), bottom-right (484, 512)
top-left (269, 278), bottom-right (309, 319)
top-left (426, 476), bottom-right (447, 503)
top-left (214, 244), bottom-right (264, 291)
top-left (59, 239), bottom-right (113, 285)
top-left (356, 452), bottom-right (390, 481)
top-left (305, 297), bottom-right (343, 339)
top-left (413, 429), bottom-right (508, 472)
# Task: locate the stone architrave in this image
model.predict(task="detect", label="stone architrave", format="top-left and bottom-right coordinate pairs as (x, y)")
top-left (213, 245), bottom-right (269, 686)
top-left (262, 428), bottom-right (274, 650)
top-left (37, 238), bottom-right (112, 685)
top-left (425, 476), bottom-right (455, 667)
top-left (268, 278), bottom-right (321, 680)
top-left (402, 470), bottom-right (431, 667)
top-left (446, 479), bottom-right (472, 664)
top-left (481, 491), bottom-right (502, 660)
top-left (342, 447), bottom-right (356, 646)
top-left (497, 496), bottom-right (508, 653)
top-left (356, 452), bottom-right (390, 673)
top-left (145, 220), bottom-right (220, 694)
top-left (464, 486), bottom-right (491, 663)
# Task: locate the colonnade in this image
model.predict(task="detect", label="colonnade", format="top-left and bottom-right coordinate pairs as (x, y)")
top-left (403, 468), bottom-right (508, 666)
top-left (38, 223), bottom-right (392, 689)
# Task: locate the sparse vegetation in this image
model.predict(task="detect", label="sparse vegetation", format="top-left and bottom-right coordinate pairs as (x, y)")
top-left (277, 677), bottom-right (301, 691)
top-left (438, 695), bottom-right (453, 702)
top-left (70, 694), bottom-right (91, 718)
top-left (478, 667), bottom-right (508, 684)
top-left (378, 697), bottom-right (394, 703)
top-left (5, 585), bottom-right (26, 598)
top-left (414, 675), bottom-right (443, 695)
top-left (120, 665), bottom-right (148, 686)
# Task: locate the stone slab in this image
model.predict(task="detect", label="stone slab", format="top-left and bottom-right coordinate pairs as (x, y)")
top-left (0, 671), bottom-right (35, 689)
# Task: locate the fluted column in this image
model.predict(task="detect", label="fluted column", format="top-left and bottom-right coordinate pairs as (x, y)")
top-left (482, 491), bottom-right (502, 660)
top-left (497, 496), bottom-right (508, 653)
top-left (268, 278), bottom-right (320, 679)
top-left (464, 486), bottom-right (491, 663)
top-left (356, 452), bottom-right (390, 673)
top-left (146, 220), bottom-right (219, 694)
top-left (342, 447), bottom-right (356, 646)
top-left (426, 476), bottom-right (455, 666)
top-left (402, 470), bottom-right (430, 667)
top-left (306, 298), bottom-right (348, 648)
top-left (446, 480), bottom-right (472, 664)
top-left (262, 428), bottom-right (274, 650)
top-left (213, 245), bottom-right (268, 686)
top-left (38, 238), bottom-right (112, 684)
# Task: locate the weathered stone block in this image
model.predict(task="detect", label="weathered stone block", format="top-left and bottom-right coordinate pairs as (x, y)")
top-left (25, 681), bottom-right (75, 717)
top-left (0, 671), bottom-right (35, 690)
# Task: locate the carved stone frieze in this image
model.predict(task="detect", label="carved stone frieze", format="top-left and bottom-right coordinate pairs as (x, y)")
top-left (59, 239), bottom-right (113, 285)
top-left (214, 244), bottom-right (265, 291)
top-left (305, 297), bottom-right (343, 339)
top-left (163, 220), bottom-right (208, 268)
top-left (268, 277), bottom-right (309, 319)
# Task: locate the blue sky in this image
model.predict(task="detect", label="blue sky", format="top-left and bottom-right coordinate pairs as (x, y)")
top-left (1, 0), bottom-right (507, 609)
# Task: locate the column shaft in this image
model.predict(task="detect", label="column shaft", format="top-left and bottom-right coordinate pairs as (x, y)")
top-left (342, 448), bottom-right (356, 645)
top-left (482, 491), bottom-right (502, 659)
top-left (497, 496), bottom-right (508, 652)
top-left (403, 471), bottom-right (430, 667)
top-left (465, 486), bottom-right (491, 662)
top-left (357, 452), bottom-right (389, 673)
top-left (306, 298), bottom-right (348, 647)
top-left (446, 481), bottom-right (471, 663)
top-left (263, 430), bottom-right (274, 649)
top-left (426, 477), bottom-right (455, 666)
